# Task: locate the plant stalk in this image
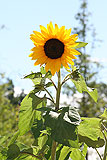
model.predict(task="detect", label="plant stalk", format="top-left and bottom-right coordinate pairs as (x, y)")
top-left (56, 70), bottom-right (61, 110)
top-left (95, 148), bottom-right (103, 160)
top-left (103, 137), bottom-right (107, 160)
top-left (51, 70), bottom-right (61, 160)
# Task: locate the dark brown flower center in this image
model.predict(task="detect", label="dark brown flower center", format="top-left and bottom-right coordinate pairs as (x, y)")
top-left (44, 38), bottom-right (64, 59)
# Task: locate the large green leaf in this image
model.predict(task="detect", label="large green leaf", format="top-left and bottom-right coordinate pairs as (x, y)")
top-left (37, 135), bottom-right (48, 150)
top-left (72, 74), bottom-right (98, 102)
top-left (18, 92), bottom-right (44, 135)
top-left (43, 109), bottom-right (79, 148)
top-left (24, 72), bottom-right (42, 85)
top-left (82, 143), bottom-right (87, 158)
top-left (31, 119), bottom-right (44, 139)
top-left (70, 148), bottom-right (85, 160)
top-left (24, 72), bottom-right (42, 79)
top-left (8, 131), bottom-right (20, 146)
top-left (0, 134), bottom-right (11, 146)
top-left (78, 118), bottom-right (105, 148)
top-left (73, 42), bottom-right (88, 49)
top-left (59, 146), bottom-right (71, 160)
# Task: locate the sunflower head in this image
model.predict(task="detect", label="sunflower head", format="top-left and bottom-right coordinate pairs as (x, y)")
top-left (29, 22), bottom-right (80, 76)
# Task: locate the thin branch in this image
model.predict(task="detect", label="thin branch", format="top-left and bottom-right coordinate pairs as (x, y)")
top-left (44, 87), bottom-right (55, 103)
top-left (45, 97), bottom-right (55, 105)
top-left (95, 148), bottom-right (103, 160)
top-left (20, 151), bottom-right (42, 160)
top-left (103, 139), bottom-right (107, 160)
top-left (61, 73), bottom-right (72, 86)
top-left (49, 78), bottom-right (57, 90)
top-left (61, 77), bottom-right (71, 86)
top-left (102, 123), bottom-right (107, 132)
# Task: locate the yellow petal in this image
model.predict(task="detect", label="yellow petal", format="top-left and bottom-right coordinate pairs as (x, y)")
top-left (34, 56), bottom-right (48, 66)
top-left (47, 22), bottom-right (54, 35)
top-left (70, 48), bottom-right (81, 55)
top-left (30, 36), bottom-right (44, 45)
top-left (54, 58), bottom-right (61, 72)
top-left (40, 25), bottom-right (49, 38)
top-left (31, 52), bottom-right (46, 60)
top-left (55, 24), bottom-right (59, 34)
top-left (31, 46), bottom-right (44, 52)
top-left (65, 56), bottom-right (74, 65)
top-left (61, 57), bottom-right (70, 69)
top-left (58, 26), bottom-right (66, 40)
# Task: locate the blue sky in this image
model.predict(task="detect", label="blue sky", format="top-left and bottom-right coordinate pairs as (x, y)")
top-left (0, 0), bottom-right (107, 93)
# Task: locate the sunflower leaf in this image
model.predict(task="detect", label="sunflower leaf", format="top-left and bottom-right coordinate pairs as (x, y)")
top-left (71, 74), bottom-right (98, 102)
top-left (24, 72), bottom-right (42, 79)
top-left (100, 108), bottom-right (107, 120)
top-left (70, 148), bottom-right (85, 160)
top-left (43, 107), bottom-right (79, 148)
top-left (58, 146), bottom-right (72, 160)
top-left (18, 92), bottom-right (44, 135)
top-left (24, 72), bottom-right (42, 85)
top-left (31, 119), bottom-right (44, 139)
top-left (40, 66), bottom-right (47, 74)
top-left (45, 82), bottom-right (53, 88)
top-left (8, 131), bottom-right (20, 146)
top-left (73, 42), bottom-right (88, 49)
top-left (78, 118), bottom-right (105, 148)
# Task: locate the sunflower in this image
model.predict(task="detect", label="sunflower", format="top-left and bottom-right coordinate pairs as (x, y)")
top-left (29, 22), bottom-right (80, 76)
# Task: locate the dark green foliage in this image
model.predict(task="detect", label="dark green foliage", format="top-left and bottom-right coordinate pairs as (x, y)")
top-left (43, 107), bottom-right (79, 148)
top-left (7, 144), bottom-right (20, 160)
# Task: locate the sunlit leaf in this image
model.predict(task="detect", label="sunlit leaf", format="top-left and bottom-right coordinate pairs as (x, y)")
top-left (19, 92), bottom-right (44, 135)
top-left (78, 118), bottom-right (105, 148)
top-left (24, 72), bottom-right (42, 85)
top-left (72, 74), bottom-right (98, 102)
top-left (100, 108), bottom-right (107, 120)
top-left (73, 42), bottom-right (88, 49)
top-left (70, 148), bottom-right (85, 160)
top-left (40, 66), bottom-right (47, 74)
top-left (82, 143), bottom-right (87, 158)
top-left (38, 135), bottom-right (48, 149)
top-left (0, 147), bottom-right (7, 160)
top-left (59, 146), bottom-right (71, 160)
top-left (8, 131), bottom-right (20, 146)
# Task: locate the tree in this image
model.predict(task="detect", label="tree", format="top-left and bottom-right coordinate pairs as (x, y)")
top-left (0, 74), bottom-right (32, 147)
top-left (63, 0), bottom-right (107, 117)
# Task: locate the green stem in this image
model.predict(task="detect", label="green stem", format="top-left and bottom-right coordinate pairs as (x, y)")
top-left (56, 70), bottom-right (61, 110)
top-left (95, 148), bottom-right (103, 160)
top-left (61, 73), bottom-right (72, 86)
top-left (45, 97), bottom-right (55, 105)
top-left (20, 152), bottom-right (42, 160)
top-left (49, 78), bottom-right (57, 90)
top-left (103, 137), bottom-right (107, 160)
top-left (51, 140), bottom-right (57, 160)
top-left (51, 70), bottom-right (61, 160)
top-left (44, 87), bottom-right (55, 103)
